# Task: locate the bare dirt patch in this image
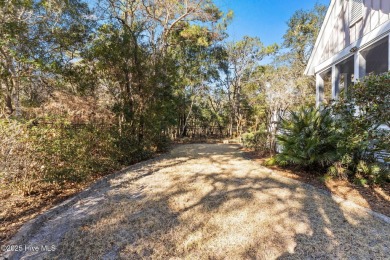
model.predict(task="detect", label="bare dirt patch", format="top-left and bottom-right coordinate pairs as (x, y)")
top-left (2, 144), bottom-right (390, 259)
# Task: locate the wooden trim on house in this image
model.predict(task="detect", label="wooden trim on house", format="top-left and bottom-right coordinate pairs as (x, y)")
top-left (306, 0), bottom-right (390, 76)
top-left (314, 20), bottom-right (390, 75)
top-left (388, 35), bottom-right (390, 71)
top-left (305, 0), bottom-right (336, 76)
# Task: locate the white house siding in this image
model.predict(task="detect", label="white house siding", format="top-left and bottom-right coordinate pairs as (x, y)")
top-left (363, 0), bottom-right (390, 34)
top-left (318, 0), bottom-right (390, 65)
top-left (381, 1), bottom-right (390, 24)
top-left (305, 0), bottom-right (390, 165)
top-left (305, 0), bottom-right (390, 107)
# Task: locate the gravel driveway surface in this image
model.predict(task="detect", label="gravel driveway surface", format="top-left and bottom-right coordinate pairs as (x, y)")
top-left (2, 144), bottom-right (390, 259)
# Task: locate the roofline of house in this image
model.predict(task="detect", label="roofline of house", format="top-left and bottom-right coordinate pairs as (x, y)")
top-left (304, 0), bottom-right (336, 76)
top-left (314, 23), bottom-right (390, 74)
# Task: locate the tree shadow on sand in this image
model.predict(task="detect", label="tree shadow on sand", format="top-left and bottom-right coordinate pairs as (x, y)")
top-left (9, 144), bottom-right (390, 259)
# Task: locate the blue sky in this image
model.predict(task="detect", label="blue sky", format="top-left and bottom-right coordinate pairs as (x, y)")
top-left (216, 0), bottom-right (330, 46)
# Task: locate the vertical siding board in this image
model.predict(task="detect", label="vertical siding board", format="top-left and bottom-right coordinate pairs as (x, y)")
top-left (350, 24), bottom-right (356, 43)
top-left (334, 17), bottom-right (339, 54)
top-left (380, 0), bottom-right (390, 24)
top-left (355, 23), bottom-right (358, 42)
top-left (326, 41), bottom-right (330, 60)
top-left (371, 0), bottom-right (380, 30)
top-left (320, 33), bottom-right (326, 63)
top-left (383, 0), bottom-right (390, 15)
top-left (379, 0), bottom-right (385, 25)
top-left (363, 0), bottom-right (372, 35)
top-left (320, 18), bottom-right (327, 61)
top-left (356, 19), bottom-right (363, 39)
top-left (388, 35), bottom-right (390, 71)
top-left (331, 4), bottom-right (337, 56)
top-left (324, 43), bottom-right (327, 62)
top-left (338, 9), bottom-right (345, 52)
top-left (337, 2), bottom-right (343, 48)
top-left (344, 0), bottom-right (350, 46)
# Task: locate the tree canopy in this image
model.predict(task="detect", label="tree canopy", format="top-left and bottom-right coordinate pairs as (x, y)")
top-left (0, 1), bottom-right (328, 189)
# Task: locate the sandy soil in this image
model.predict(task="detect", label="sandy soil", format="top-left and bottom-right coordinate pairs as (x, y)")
top-left (243, 150), bottom-right (390, 217)
top-left (2, 144), bottom-right (390, 259)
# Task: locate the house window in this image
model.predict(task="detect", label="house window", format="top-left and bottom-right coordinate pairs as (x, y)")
top-left (360, 37), bottom-right (389, 76)
top-left (350, 0), bottom-right (363, 26)
top-left (336, 56), bottom-right (354, 99)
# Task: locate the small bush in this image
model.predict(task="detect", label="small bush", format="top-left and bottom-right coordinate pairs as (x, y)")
top-left (275, 106), bottom-right (339, 170)
top-left (111, 125), bottom-right (155, 165)
top-left (242, 128), bottom-right (271, 154)
top-left (263, 157), bottom-right (277, 166)
top-left (327, 161), bottom-right (352, 181)
top-left (154, 135), bottom-right (172, 152)
top-left (329, 72), bottom-right (390, 184)
top-left (31, 120), bottom-right (119, 184)
top-left (354, 177), bottom-right (369, 187)
top-left (356, 161), bottom-right (389, 185)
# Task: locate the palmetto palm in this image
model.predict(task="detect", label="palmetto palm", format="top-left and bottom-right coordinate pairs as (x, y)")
top-left (276, 107), bottom-right (340, 169)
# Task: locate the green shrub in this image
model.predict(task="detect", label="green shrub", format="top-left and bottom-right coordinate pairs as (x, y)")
top-left (111, 124), bottom-right (154, 165)
top-left (275, 106), bottom-right (340, 169)
top-left (333, 73), bottom-right (389, 157)
top-left (320, 173), bottom-right (333, 183)
top-left (1, 117), bottom-right (167, 194)
top-left (355, 161), bottom-right (389, 185)
top-left (263, 157), bottom-right (277, 166)
top-left (329, 72), bottom-right (390, 184)
top-left (242, 128), bottom-right (271, 153)
top-left (259, 73), bottom-right (389, 186)
top-left (31, 120), bottom-right (119, 183)
top-left (354, 177), bottom-right (368, 187)
top-left (154, 135), bottom-right (172, 152)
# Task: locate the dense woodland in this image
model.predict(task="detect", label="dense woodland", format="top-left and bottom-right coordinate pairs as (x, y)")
top-left (1, 0), bottom-right (388, 198)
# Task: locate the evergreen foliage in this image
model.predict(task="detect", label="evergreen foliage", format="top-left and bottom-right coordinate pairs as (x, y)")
top-left (328, 73), bottom-right (390, 184)
top-left (274, 73), bottom-right (389, 184)
top-left (275, 107), bottom-right (339, 169)
top-left (242, 127), bottom-right (270, 154)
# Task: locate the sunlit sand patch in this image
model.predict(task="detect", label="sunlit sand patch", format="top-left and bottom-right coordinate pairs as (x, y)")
top-left (9, 144), bottom-right (390, 260)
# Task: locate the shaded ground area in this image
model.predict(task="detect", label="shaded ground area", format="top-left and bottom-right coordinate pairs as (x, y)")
top-left (2, 144), bottom-right (390, 259)
top-left (244, 150), bottom-right (390, 217)
top-left (0, 182), bottom-right (88, 244)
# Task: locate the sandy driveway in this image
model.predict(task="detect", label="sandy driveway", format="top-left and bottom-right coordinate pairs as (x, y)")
top-left (2, 144), bottom-right (390, 259)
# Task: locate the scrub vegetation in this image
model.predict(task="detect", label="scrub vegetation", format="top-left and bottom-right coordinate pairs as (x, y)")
top-left (274, 73), bottom-right (390, 185)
